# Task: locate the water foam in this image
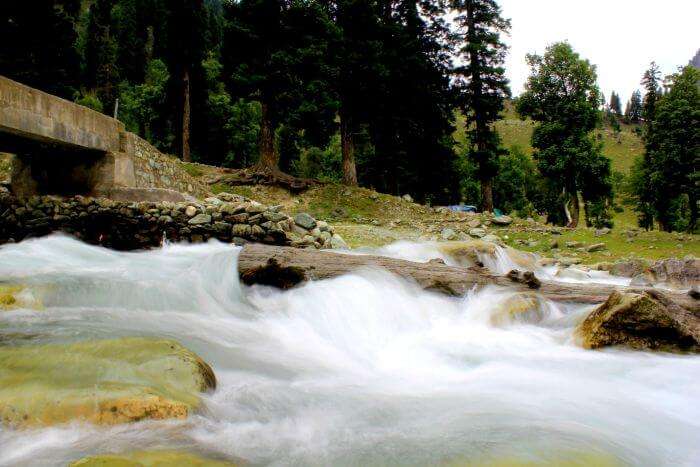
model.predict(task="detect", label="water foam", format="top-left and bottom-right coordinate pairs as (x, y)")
top-left (0, 235), bottom-right (698, 466)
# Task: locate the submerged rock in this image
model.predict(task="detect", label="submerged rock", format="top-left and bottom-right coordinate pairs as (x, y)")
top-left (0, 284), bottom-right (43, 311)
top-left (0, 338), bottom-right (216, 427)
top-left (71, 450), bottom-right (236, 467)
top-left (577, 291), bottom-right (700, 353)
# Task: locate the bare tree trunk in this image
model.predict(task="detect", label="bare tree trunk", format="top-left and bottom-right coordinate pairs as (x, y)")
top-left (340, 108), bottom-right (358, 186)
top-left (182, 69), bottom-right (191, 162)
top-left (481, 177), bottom-right (494, 212)
top-left (566, 191), bottom-right (580, 228)
top-left (258, 102), bottom-right (277, 171)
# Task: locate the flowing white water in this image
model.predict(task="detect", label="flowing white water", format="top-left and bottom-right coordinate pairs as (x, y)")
top-left (359, 240), bottom-right (632, 286)
top-left (0, 235), bottom-right (699, 466)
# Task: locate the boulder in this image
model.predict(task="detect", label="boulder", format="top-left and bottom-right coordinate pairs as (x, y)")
top-left (565, 241), bottom-right (583, 249)
top-left (294, 212), bottom-right (317, 230)
top-left (184, 205), bottom-right (197, 217)
top-left (441, 228), bottom-right (457, 241)
top-left (594, 227), bottom-right (611, 237)
top-left (401, 194), bottom-right (413, 203)
top-left (188, 213), bottom-right (211, 225)
top-left (491, 215), bottom-right (513, 226)
top-left (0, 338), bottom-right (216, 427)
top-left (577, 291), bottom-right (700, 352)
top-left (645, 257), bottom-right (700, 287)
top-left (468, 228), bottom-right (486, 238)
top-left (70, 451), bottom-right (236, 467)
top-left (586, 243), bottom-right (606, 252)
top-left (330, 233), bottom-right (348, 249)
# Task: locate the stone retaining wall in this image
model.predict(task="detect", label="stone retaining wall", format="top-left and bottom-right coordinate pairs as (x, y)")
top-left (0, 188), bottom-right (347, 251)
top-left (125, 133), bottom-right (208, 198)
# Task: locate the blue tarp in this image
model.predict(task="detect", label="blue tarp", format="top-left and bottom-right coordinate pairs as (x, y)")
top-left (447, 205), bottom-right (477, 213)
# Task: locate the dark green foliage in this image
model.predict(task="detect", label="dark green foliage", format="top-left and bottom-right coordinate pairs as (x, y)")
top-left (493, 146), bottom-right (538, 214)
top-left (625, 89), bottom-right (643, 123)
top-left (609, 91), bottom-right (622, 115)
top-left (632, 66), bottom-right (699, 232)
top-left (0, 0), bottom-right (81, 99)
top-left (451, 0), bottom-right (511, 211)
top-left (83, 0), bottom-right (119, 112)
top-left (517, 42), bottom-right (613, 226)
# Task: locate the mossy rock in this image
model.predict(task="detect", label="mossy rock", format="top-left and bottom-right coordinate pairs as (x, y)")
top-left (438, 240), bottom-right (498, 266)
top-left (0, 337), bottom-right (216, 427)
top-left (576, 291), bottom-right (700, 352)
top-left (490, 294), bottom-right (547, 326)
top-left (70, 450), bottom-right (236, 467)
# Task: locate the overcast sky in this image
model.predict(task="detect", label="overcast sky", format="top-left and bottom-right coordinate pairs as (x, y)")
top-left (499, 0), bottom-right (700, 105)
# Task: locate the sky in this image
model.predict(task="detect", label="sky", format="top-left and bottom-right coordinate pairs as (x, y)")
top-left (499, 0), bottom-right (700, 105)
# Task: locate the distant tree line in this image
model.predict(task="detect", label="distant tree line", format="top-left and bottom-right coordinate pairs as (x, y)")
top-left (0, 1), bottom-right (695, 231)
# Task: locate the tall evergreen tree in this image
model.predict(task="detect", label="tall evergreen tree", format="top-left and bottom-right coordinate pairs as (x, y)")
top-left (634, 66), bottom-right (699, 231)
top-left (631, 62), bottom-right (662, 229)
top-left (83, 0), bottom-right (120, 113)
top-left (0, 0), bottom-right (81, 99)
top-left (329, 0), bottom-right (383, 186)
top-left (163, 0), bottom-right (208, 162)
top-left (451, 0), bottom-right (511, 212)
top-left (609, 91), bottom-right (622, 115)
top-left (517, 42), bottom-right (612, 227)
top-left (626, 89), bottom-right (643, 123)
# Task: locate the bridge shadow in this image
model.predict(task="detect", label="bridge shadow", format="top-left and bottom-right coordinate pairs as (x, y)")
top-left (0, 132), bottom-right (109, 198)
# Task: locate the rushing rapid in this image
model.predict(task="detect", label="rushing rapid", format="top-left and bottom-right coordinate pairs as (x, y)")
top-left (0, 235), bottom-right (698, 466)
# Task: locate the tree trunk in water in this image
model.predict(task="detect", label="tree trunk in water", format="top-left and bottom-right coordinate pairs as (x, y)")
top-left (237, 243), bottom-right (700, 313)
top-left (481, 177), bottom-right (494, 212)
top-left (181, 69), bottom-right (191, 162)
top-left (340, 109), bottom-right (358, 186)
top-left (566, 191), bottom-right (580, 228)
top-left (258, 102), bottom-right (278, 171)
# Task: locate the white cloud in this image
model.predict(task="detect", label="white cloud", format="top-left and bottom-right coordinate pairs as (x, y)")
top-left (499, 0), bottom-right (699, 105)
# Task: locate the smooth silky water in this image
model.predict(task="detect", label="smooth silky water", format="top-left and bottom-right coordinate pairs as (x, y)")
top-left (0, 235), bottom-right (698, 466)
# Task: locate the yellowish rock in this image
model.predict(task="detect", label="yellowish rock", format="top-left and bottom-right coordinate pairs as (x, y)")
top-left (0, 338), bottom-right (216, 427)
top-left (70, 450), bottom-right (236, 467)
top-left (439, 240), bottom-right (498, 266)
top-left (490, 294), bottom-right (547, 326)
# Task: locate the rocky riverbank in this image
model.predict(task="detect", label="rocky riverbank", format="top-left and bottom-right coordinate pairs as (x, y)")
top-left (0, 187), bottom-right (347, 250)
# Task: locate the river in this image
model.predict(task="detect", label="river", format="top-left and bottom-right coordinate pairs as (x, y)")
top-left (0, 235), bottom-right (698, 466)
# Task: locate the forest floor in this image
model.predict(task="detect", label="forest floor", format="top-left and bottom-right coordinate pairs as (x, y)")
top-left (182, 162), bottom-right (699, 265)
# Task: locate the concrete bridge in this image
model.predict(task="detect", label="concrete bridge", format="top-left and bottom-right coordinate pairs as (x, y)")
top-left (0, 75), bottom-right (205, 200)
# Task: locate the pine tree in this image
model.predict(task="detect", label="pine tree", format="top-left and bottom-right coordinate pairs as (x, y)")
top-left (329, 0), bottom-right (384, 186)
top-left (451, 0), bottom-right (511, 212)
top-left (0, 0), bottom-right (81, 99)
top-left (516, 42), bottom-right (612, 227)
top-left (627, 89), bottom-right (642, 123)
top-left (609, 91), bottom-right (622, 115)
top-left (163, 0), bottom-right (208, 162)
top-left (83, 0), bottom-right (120, 113)
top-left (637, 66), bottom-right (699, 231)
top-left (631, 62), bottom-right (662, 229)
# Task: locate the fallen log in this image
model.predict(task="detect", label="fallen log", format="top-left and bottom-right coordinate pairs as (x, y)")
top-left (237, 243), bottom-right (700, 313)
top-left (205, 167), bottom-right (320, 193)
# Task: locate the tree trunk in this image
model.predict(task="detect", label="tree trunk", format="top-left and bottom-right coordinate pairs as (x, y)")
top-left (340, 108), bottom-right (358, 186)
top-left (182, 69), bottom-right (191, 162)
top-left (258, 102), bottom-right (278, 171)
top-left (481, 176), bottom-right (494, 212)
top-left (237, 243), bottom-right (700, 313)
top-left (566, 191), bottom-right (580, 228)
top-left (689, 193), bottom-right (697, 233)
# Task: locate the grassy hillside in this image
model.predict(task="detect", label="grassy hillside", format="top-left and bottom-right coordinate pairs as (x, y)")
top-left (455, 103), bottom-right (644, 173)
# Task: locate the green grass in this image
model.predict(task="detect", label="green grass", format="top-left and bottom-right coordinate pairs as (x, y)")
top-left (455, 104), bottom-right (645, 173)
top-left (181, 162), bottom-right (204, 178)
